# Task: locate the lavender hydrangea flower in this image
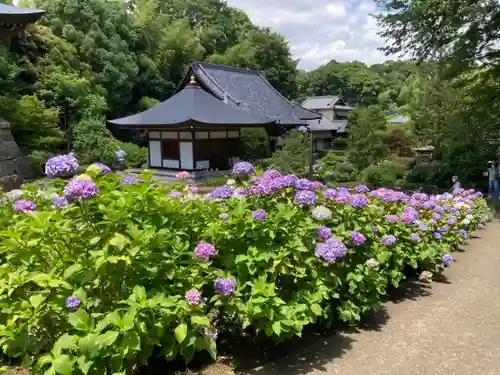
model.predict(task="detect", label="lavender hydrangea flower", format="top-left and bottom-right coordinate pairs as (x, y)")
top-left (382, 235), bottom-right (396, 246)
top-left (185, 289), bottom-right (202, 306)
top-left (385, 214), bottom-right (399, 223)
top-left (45, 153), bottom-right (79, 178)
top-left (252, 209), bottom-right (268, 221)
top-left (294, 178), bottom-right (313, 190)
top-left (316, 226), bottom-right (332, 240)
top-left (418, 223), bottom-right (428, 232)
top-left (323, 188), bottom-right (337, 200)
top-left (263, 170), bottom-right (281, 179)
top-left (13, 200), bottom-right (36, 213)
top-left (121, 177), bottom-right (137, 185)
top-left (65, 296), bottom-right (81, 311)
top-left (372, 225), bottom-right (379, 233)
top-left (311, 205), bottom-right (332, 220)
top-left (355, 184), bottom-right (370, 193)
top-left (350, 194), bottom-right (368, 208)
top-left (350, 232), bottom-right (367, 246)
top-left (53, 196), bottom-right (68, 209)
top-left (213, 278), bottom-right (236, 296)
top-left (459, 229), bottom-right (468, 239)
top-left (233, 161), bottom-right (254, 175)
top-left (195, 241), bottom-right (217, 260)
top-left (294, 190), bottom-right (316, 206)
top-left (63, 179), bottom-right (99, 200)
top-left (442, 254), bottom-right (454, 266)
top-left (209, 185), bottom-right (234, 199)
top-left (315, 237), bottom-right (347, 263)
top-left (92, 162), bottom-right (112, 174)
top-left (433, 232), bottom-right (442, 240)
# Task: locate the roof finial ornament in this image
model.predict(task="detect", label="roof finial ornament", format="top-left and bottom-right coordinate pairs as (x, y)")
top-left (190, 75), bottom-right (196, 84)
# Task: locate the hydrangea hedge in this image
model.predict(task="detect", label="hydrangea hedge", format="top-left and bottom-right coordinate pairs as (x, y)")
top-left (0, 160), bottom-right (490, 374)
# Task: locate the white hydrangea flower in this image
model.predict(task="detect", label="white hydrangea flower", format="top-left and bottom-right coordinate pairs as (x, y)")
top-left (311, 206), bottom-right (332, 220)
top-left (462, 218), bottom-right (471, 225)
top-left (226, 179), bottom-right (236, 186)
top-left (365, 258), bottom-right (379, 268)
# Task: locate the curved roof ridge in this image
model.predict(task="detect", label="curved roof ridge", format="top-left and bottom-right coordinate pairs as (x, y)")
top-left (195, 63), bottom-right (241, 104)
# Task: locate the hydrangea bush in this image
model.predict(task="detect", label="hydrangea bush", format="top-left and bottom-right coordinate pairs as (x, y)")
top-left (0, 159), bottom-right (490, 374)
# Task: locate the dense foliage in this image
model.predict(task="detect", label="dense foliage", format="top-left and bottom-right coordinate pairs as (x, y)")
top-left (0, 158), bottom-right (490, 373)
top-left (376, 0), bottom-right (500, 188)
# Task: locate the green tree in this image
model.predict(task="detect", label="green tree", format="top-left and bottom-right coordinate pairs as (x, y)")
top-left (347, 105), bottom-right (389, 169)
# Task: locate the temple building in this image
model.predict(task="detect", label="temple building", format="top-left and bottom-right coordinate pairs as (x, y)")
top-left (0, 3), bottom-right (44, 38)
top-left (109, 62), bottom-right (320, 174)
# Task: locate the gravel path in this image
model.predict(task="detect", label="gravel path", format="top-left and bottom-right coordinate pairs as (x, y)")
top-left (245, 221), bottom-right (500, 375)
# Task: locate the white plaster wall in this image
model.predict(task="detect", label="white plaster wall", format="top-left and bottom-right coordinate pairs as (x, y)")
top-left (149, 141), bottom-right (162, 167)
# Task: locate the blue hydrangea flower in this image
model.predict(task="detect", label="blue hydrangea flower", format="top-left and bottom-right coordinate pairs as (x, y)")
top-left (213, 278), bottom-right (236, 296)
top-left (209, 185), bottom-right (234, 199)
top-left (65, 296), bottom-right (81, 311)
top-left (121, 177), bottom-right (137, 185)
top-left (294, 190), bottom-right (316, 206)
top-left (442, 254), bottom-right (454, 266)
top-left (13, 200), bottom-right (36, 213)
top-left (350, 231), bottom-right (366, 246)
top-left (315, 237), bottom-right (347, 263)
top-left (316, 226), bottom-right (332, 240)
top-left (232, 162), bottom-right (254, 175)
top-left (63, 179), bottom-right (99, 200)
top-left (252, 209), bottom-right (268, 221)
top-left (45, 153), bottom-right (79, 178)
top-left (382, 235), bottom-right (396, 246)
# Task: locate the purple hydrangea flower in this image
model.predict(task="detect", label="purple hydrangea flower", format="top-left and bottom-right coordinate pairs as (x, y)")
top-left (185, 289), bottom-right (202, 306)
top-left (263, 170), bottom-right (281, 179)
top-left (53, 196), bottom-right (68, 209)
top-left (350, 231), bottom-right (367, 246)
top-left (446, 216), bottom-right (457, 226)
top-left (349, 194), bottom-right (368, 208)
top-left (442, 254), bottom-right (454, 266)
top-left (382, 235), bottom-right (396, 246)
top-left (311, 181), bottom-right (324, 190)
top-left (13, 200), bottom-right (36, 213)
top-left (317, 226), bottom-right (332, 240)
top-left (323, 188), bottom-right (337, 200)
top-left (45, 153), bottom-right (79, 178)
top-left (372, 225), bottom-right (379, 233)
top-left (459, 229), bottom-right (468, 239)
top-left (294, 190), bottom-right (316, 206)
top-left (92, 162), bottom-right (112, 174)
top-left (294, 178), bottom-right (313, 190)
top-left (65, 296), bottom-right (81, 311)
top-left (213, 278), bottom-right (236, 296)
top-left (385, 214), bottom-right (399, 223)
top-left (418, 223), bottom-right (428, 232)
top-left (121, 177), bottom-right (137, 185)
top-left (315, 237), bottom-right (348, 263)
top-left (209, 185), bottom-right (234, 199)
top-left (355, 184), bottom-right (370, 193)
top-left (433, 232), bottom-right (442, 240)
top-left (438, 225), bottom-right (449, 233)
top-left (252, 209), bottom-right (268, 221)
top-left (195, 241), bottom-right (217, 260)
top-left (63, 179), bottom-right (99, 200)
top-left (233, 162), bottom-right (254, 175)
top-left (168, 191), bottom-right (182, 199)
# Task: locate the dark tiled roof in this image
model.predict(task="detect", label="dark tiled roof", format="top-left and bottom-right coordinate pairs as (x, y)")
top-left (0, 3), bottom-right (44, 24)
top-left (182, 62), bottom-right (320, 125)
top-left (108, 80), bottom-right (274, 127)
top-left (308, 118), bottom-right (347, 132)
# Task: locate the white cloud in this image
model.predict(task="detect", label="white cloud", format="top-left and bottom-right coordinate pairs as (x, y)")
top-left (226, 0), bottom-right (401, 70)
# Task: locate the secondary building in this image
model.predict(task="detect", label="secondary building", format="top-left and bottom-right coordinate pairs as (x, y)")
top-left (301, 95), bottom-right (353, 151)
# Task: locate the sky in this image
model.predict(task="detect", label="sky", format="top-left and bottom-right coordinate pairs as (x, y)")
top-left (226, 0), bottom-right (399, 70)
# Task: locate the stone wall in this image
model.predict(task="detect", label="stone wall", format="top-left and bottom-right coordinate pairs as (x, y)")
top-left (0, 118), bottom-right (33, 191)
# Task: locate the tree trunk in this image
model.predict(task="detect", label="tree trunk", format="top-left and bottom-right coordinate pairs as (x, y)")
top-left (0, 118), bottom-right (33, 191)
